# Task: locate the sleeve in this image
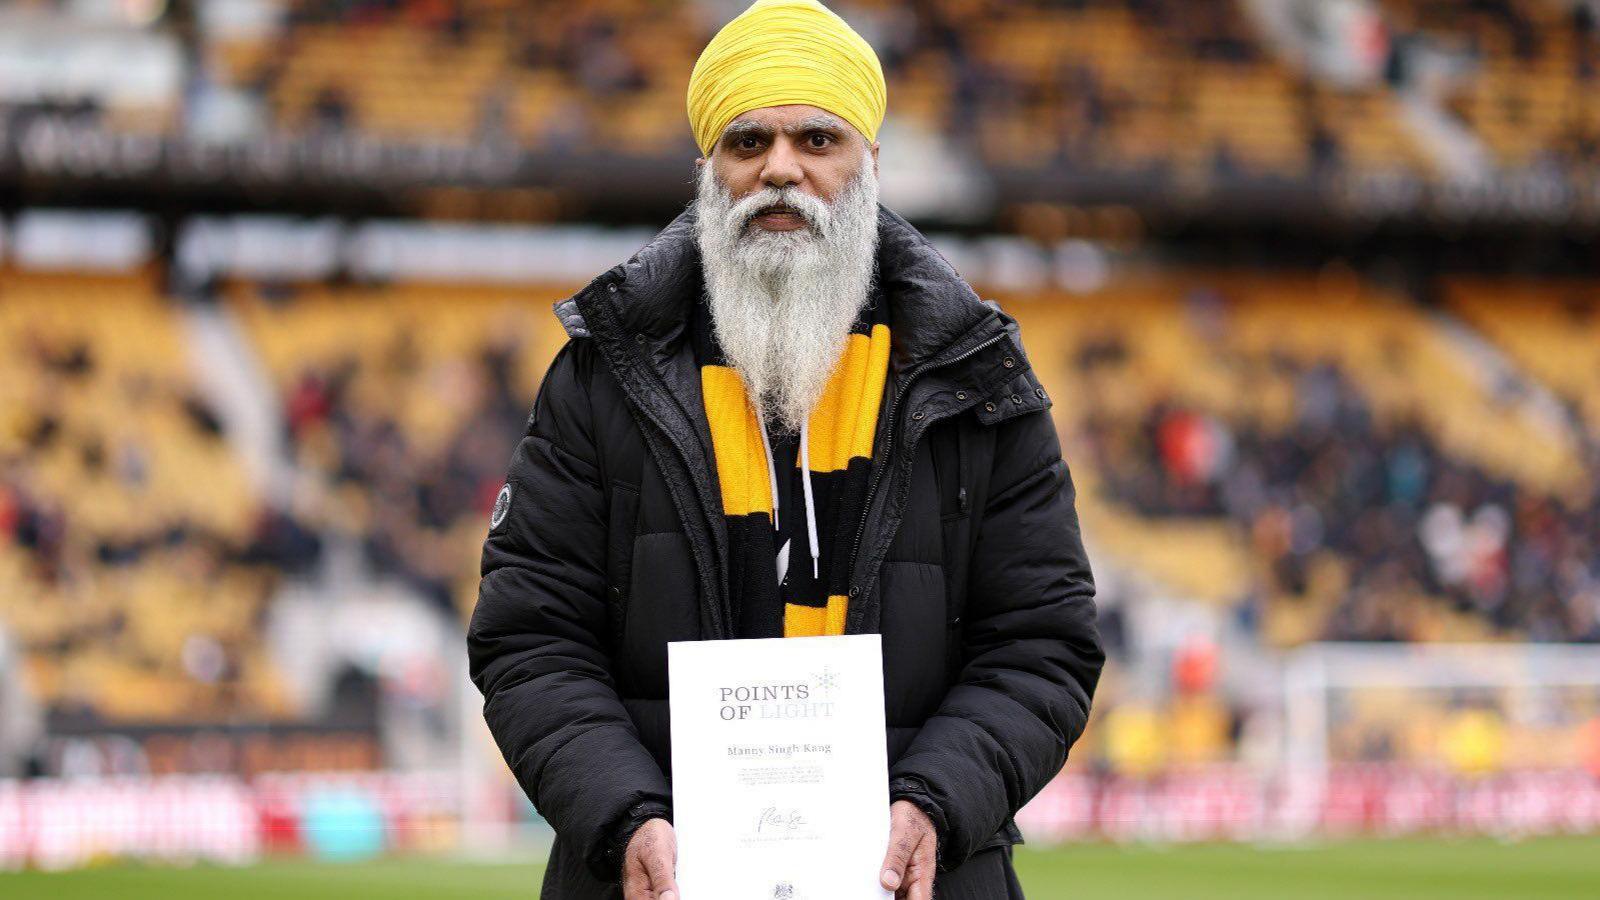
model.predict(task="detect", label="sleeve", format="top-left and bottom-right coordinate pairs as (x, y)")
top-left (467, 338), bottom-right (672, 884)
top-left (887, 406), bottom-right (1104, 869)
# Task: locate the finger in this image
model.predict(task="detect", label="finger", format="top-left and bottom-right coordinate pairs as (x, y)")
top-left (909, 867), bottom-right (932, 900)
top-left (908, 841), bottom-right (936, 900)
top-left (892, 833), bottom-right (930, 900)
top-left (621, 864), bottom-right (646, 900)
top-left (648, 837), bottom-right (679, 900)
top-left (880, 820), bottom-right (915, 891)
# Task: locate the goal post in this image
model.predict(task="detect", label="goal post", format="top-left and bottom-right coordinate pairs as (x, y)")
top-left (1279, 642), bottom-right (1600, 838)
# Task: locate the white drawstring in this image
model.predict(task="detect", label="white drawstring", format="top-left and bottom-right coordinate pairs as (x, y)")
top-left (758, 414), bottom-right (779, 531)
top-left (757, 411), bottom-right (821, 582)
top-left (798, 418), bottom-right (820, 580)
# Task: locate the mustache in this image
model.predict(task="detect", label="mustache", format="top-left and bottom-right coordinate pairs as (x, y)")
top-left (727, 185), bottom-right (831, 235)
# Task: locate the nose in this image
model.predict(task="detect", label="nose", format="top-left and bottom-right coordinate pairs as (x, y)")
top-left (759, 139), bottom-right (804, 191)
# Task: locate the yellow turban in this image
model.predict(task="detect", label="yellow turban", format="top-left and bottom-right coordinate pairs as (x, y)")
top-left (686, 0), bottom-right (886, 157)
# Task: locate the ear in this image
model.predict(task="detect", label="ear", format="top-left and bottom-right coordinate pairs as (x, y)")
top-left (870, 141), bottom-right (880, 178)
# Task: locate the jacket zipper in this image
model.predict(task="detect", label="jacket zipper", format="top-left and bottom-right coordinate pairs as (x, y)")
top-left (598, 282), bottom-right (732, 637)
top-left (955, 413), bottom-right (969, 515)
top-left (846, 326), bottom-right (1007, 603)
top-left (635, 383), bottom-right (729, 630)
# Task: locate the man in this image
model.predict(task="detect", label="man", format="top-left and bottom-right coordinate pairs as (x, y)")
top-left (468, 1), bottom-right (1103, 897)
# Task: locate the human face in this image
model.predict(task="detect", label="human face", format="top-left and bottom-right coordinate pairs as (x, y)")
top-left (697, 104), bottom-right (880, 233)
top-left (693, 118), bottom-right (881, 434)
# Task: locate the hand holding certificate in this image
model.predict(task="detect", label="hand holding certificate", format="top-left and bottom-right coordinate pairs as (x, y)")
top-left (668, 634), bottom-right (896, 900)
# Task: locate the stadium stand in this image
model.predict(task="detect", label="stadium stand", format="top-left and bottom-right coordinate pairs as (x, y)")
top-left (3, 0), bottom-right (1600, 804)
top-left (1017, 272), bottom-right (1599, 647)
top-left (0, 270), bottom-right (278, 722)
top-left (192, 0), bottom-right (1467, 181)
top-left (0, 268), bottom-right (568, 725)
top-left (1390, 0), bottom-right (1600, 173)
top-left (1448, 278), bottom-right (1600, 441)
top-left (223, 278), bottom-right (566, 620)
top-left (6, 256), bottom-right (1597, 739)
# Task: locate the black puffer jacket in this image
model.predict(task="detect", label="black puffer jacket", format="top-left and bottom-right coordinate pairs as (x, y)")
top-left (468, 204), bottom-right (1103, 898)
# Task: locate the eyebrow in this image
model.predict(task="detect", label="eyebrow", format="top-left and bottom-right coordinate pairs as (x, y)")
top-left (720, 115), bottom-right (852, 143)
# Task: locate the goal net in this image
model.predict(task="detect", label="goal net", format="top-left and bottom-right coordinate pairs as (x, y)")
top-left (1278, 642), bottom-right (1600, 838)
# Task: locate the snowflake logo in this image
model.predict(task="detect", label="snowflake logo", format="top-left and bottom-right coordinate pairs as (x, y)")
top-left (812, 665), bottom-right (839, 698)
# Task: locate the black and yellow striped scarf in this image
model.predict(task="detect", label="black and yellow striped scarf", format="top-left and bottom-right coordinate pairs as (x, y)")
top-left (693, 290), bottom-right (891, 638)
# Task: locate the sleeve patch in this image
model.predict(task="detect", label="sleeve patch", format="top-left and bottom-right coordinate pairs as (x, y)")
top-left (490, 483), bottom-right (513, 530)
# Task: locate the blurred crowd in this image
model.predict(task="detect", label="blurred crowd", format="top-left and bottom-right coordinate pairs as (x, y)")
top-left (3, 0), bottom-right (1595, 203)
top-left (1080, 323), bottom-right (1600, 645)
top-left (215, 0), bottom-right (1344, 174)
top-left (265, 285), bottom-right (529, 618)
top-left (6, 0), bottom-right (1600, 793)
top-left (0, 279), bottom-right (280, 723)
top-left (5, 260), bottom-right (1600, 784)
top-left (0, 271), bottom-right (539, 728)
top-left (157, 0), bottom-right (1599, 182)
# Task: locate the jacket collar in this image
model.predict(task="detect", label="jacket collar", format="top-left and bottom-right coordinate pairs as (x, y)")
top-left (580, 201), bottom-right (1004, 377)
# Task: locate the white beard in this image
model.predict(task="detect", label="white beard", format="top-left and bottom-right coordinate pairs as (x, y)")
top-left (694, 153), bottom-right (880, 435)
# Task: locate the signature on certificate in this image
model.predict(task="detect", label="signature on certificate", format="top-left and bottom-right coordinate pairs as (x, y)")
top-left (755, 806), bottom-right (808, 833)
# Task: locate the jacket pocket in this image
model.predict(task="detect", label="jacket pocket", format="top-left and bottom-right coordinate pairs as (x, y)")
top-left (879, 560), bottom-right (949, 723)
top-left (605, 481), bottom-right (640, 650)
top-left (931, 418), bottom-right (974, 682)
top-left (620, 532), bottom-right (701, 691)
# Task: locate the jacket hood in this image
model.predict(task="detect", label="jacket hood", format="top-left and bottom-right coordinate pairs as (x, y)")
top-left (557, 202), bottom-right (1002, 376)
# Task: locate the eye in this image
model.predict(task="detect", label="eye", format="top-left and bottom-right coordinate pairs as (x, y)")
top-left (736, 135), bottom-right (762, 151)
top-left (807, 132), bottom-right (834, 149)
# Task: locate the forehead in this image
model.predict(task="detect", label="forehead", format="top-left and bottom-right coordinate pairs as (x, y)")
top-left (725, 104), bottom-right (855, 135)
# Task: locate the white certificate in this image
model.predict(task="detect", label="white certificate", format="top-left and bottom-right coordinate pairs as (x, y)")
top-left (668, 634), bottom-right (893, 900)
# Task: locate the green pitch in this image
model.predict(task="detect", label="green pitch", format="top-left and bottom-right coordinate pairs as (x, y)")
top-left (4, 836), bottom-right (1598, 899)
